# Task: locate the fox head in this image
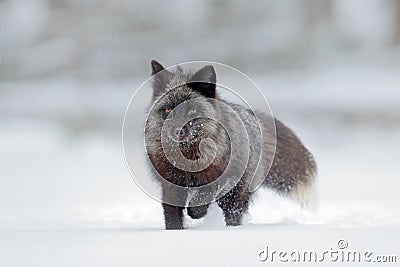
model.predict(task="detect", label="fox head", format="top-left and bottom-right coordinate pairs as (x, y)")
top-left (146, 60), bottom-right (224, 160)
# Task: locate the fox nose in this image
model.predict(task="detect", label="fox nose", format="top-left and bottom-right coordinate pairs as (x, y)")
top-left (175, 128), bottom-right (186, 139)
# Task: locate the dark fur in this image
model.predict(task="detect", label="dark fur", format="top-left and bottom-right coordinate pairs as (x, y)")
top-left (145, 60), bottom-right (316, 230)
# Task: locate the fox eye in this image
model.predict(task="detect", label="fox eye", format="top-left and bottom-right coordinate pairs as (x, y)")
top-left (165, 107), bottom-right (172, 113)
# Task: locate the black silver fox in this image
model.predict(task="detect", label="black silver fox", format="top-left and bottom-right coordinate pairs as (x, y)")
top-left (144, 60), bottom-right (316, 230)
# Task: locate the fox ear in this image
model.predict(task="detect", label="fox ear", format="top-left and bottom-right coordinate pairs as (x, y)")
top-left (188, 65), bottom-right (216, 98)
top-left (150, 60), bottom-right (171, 98)
top-left (150, 60), bottom-right (165, 75)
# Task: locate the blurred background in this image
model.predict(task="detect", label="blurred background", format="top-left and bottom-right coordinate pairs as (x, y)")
top-left (1, 0), bottom-right (400, 230)
top-left (2, 0), bottom-right (400, 80)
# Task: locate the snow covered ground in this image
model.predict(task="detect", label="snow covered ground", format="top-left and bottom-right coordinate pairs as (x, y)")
top-left (1, 63), bottom-right (400, 266)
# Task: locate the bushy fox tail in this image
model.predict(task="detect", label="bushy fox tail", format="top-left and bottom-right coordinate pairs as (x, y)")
top-left (262, 118), bottom-right (318, 208)
top-left (287, 174), bottom-right (317, 208)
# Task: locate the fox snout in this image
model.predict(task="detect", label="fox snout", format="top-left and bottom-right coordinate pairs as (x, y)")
top-left (169, 120), bottom-right (202, 144)
top-left (174, 127), bottom-right (189, 141)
